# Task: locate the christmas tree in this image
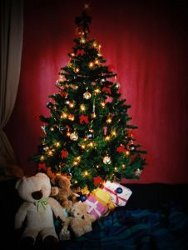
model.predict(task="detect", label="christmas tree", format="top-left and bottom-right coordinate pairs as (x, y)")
top-left (33, 9), bottom-right (146, 192)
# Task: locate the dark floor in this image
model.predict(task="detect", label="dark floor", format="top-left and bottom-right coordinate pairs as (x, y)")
top-left (1, 179), bottom-right (188, 250)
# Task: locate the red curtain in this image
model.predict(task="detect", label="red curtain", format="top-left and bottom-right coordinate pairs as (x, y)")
top-left (5, 0), bottom-right (188, 183)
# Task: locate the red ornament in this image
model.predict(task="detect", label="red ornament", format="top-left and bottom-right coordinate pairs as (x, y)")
top-left (117, 145), bottom-right (127, 154)
top-left (76, 49), bottom-right (84, 56)
top-left (105, 96), bottom-right (113, 103)
top-left (60, 90), bottom-right (68, 97)
top-left (61, 150), bottom-right (68, 159)
top-left (93, 176), bottom-right (104, 186)
top-left (38, 163), bottom-right (46, 171)
top-left (79, 114), bottom-right (89, 124)
top-left (102, 87), bottom-right (111, 94)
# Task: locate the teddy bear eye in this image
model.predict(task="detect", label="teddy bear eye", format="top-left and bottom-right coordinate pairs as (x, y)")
top-left (77, 212), bottom-right (80, 216)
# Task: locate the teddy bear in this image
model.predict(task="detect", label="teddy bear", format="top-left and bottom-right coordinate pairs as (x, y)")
top-left (60, 202), bottom-right (95, 239)
top-left (14, 172), bottom-right (70, 250)
top-left (50, 174), bottom-right (78, 212)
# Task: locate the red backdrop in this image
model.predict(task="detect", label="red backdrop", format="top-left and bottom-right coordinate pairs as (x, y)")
top-left (5, 0), bottom-right (188, 183)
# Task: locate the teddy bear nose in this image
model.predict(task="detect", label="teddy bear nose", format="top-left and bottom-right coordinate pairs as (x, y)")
top-left (32, 190), bottom-right (43, 200)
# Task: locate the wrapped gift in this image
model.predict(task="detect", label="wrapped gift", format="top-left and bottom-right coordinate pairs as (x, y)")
top-left (84, 194), bottom-right (108, 219)
top-left (92, 188), bottom-right (116, 211)
top-left (102, 181), bottom-right (132, 206)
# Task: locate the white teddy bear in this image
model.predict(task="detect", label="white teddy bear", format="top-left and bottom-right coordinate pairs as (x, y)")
top-left (15, 172), bottom-right (70, 250)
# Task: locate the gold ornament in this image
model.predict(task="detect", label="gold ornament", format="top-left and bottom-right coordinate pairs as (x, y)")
top-left (70, 132), bottom-right (78, 141)
top-left (83, 91), bottom-right (91, 99)
top-left (103, 155), bottom-right (111, 164)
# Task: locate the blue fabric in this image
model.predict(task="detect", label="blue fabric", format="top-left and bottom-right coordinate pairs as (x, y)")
top-left (58, 205), bottom-right (188, 250)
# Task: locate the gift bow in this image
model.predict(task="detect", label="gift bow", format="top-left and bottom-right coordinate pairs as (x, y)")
top-left (103, 186), bottom-right (127, 205)
top-left (85, 199), bottom-right (102, 217)
top-left (35, 197), bottom-right (48, 211)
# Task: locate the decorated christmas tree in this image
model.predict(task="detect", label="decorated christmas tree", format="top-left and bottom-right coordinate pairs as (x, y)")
top-left (33, 8), bottom-right (146, 192)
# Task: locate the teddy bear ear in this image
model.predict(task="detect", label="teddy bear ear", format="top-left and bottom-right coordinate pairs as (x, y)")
top-left (15, 176), bottom-right (26, 190)
top-left (35, 172), bottom-right (49, 180)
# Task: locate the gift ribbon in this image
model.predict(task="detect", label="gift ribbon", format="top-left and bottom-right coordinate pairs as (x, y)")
top-left (85, 199), bottom-right (102, 217)
top-left (35, 197), bottom-right (48, 211)
top-left (103, 186), bottom-right (127, 205)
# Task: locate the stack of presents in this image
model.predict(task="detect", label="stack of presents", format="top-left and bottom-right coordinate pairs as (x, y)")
top-left (82, 181), bottom-right (132, 220)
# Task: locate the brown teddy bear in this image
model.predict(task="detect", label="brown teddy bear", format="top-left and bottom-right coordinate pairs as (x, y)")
top-left (60, 202), bottom-right (95, 239)
top-left (50, 175), bottom-right (78, 211)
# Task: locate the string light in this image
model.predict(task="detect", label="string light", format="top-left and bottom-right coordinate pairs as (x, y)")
top-left (95, 59), bottom-right (99, 65)
top-left (94, 88), bottom-right (101, 94)
top-left (69, 101), bottom-right (75, 108)
top-left (83, 171), bottom-right (89, 177)
top-left (80, 37), bottom-right (86, 44)
top-left (101, 102), bottom-right (105, 108)
top-left (106, 117), bottom-right (112, 123)
top-left (68, 114), bottom-right (75, 121)
top-left (66, 131), bottom-right (71, 137)
top-left (75, 67), bottom-right (80, 73)
top-left (111, 130), bottom-right (117, 136)
top-left (88, 142), bottom-right (94, 148)
top-left (40, 155), bottom-right (45, 161)
top-left (91, 113), bottom-right (96, 118)
top-left (105, 135), bottom-right (110, 141)
top-left (80, 104), bottom-right (86, 111)
top-left (44, 146), bottom-right (49, 151)
top-left (61, 112), bottom-right (68, 119)
top-left (93, 41), bottom-right (97, 47)
top-left (55, 142), bottom-right (61, 147)
top-left (47, 150), bottom-right (53, 156)
top-left (73, 160), bottom-right (79, 166)
top-left (125, 151), bottom-right (130, 156)
top-left (80, 144), bottom-right (86, 149)
top-left (88, 62), bottom-right (94, 68)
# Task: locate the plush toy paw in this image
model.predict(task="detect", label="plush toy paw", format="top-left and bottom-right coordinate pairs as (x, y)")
top-left (59, 227), bottom-right (71, 240)
top-left (51, 186), bottom-right (59, 196)
top-left (43, 236), bottom-right (59, 250)
top-left (18, 236), bottom-right (35, 250)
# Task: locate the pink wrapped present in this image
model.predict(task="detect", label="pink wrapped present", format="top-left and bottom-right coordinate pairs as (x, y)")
top-left (102, 181), bottom-right (132, 206)
top-left (84, 194), bottom-right (108, 219)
